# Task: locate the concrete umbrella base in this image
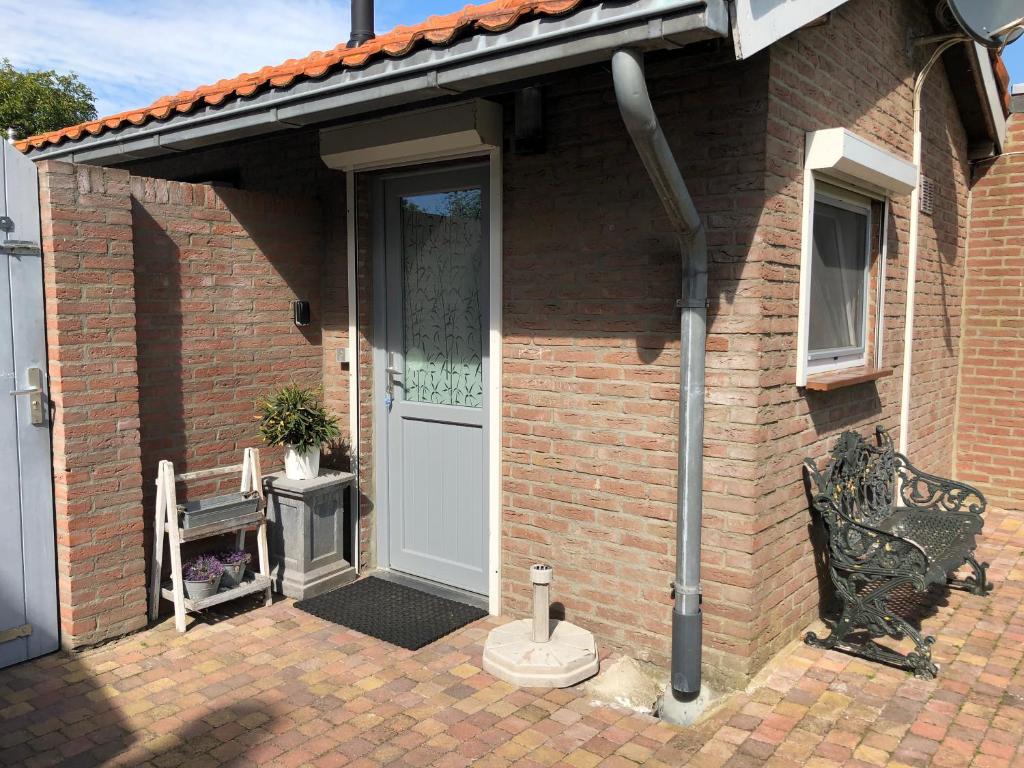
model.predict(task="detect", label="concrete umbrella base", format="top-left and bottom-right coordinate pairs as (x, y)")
top-left (482, 619), bottom-right (599, 688)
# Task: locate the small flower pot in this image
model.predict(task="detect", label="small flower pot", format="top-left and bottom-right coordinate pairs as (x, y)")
top-left (284, 445), bottom-right (320, 481)
top-left (220, 562), bottom-right (247, 589)
top-left (184, 573), bottom-right (222, 600)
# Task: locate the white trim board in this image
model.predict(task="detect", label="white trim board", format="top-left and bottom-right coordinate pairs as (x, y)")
top-left (486, 146), bottom-right (503, 616)
top-left (732, 0), bottom-right (848, 59)
top-left (345, 170), bottom-right (360, 577)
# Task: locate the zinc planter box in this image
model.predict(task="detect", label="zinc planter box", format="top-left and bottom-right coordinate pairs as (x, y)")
top-left (177, 492), bottom-right (260, 529)
top-left (264, 470), bottom-right (357, 600)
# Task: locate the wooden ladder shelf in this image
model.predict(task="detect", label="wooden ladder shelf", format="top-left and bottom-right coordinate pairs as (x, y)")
top-left (149, 448), bottom-right (273, 632)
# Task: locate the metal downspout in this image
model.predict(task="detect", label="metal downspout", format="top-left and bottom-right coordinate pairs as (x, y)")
top-left (612, 48), bottom-right (708, 699)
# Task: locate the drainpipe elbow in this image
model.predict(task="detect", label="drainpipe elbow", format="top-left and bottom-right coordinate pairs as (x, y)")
top-left (611, 48), bottom-right (702, 237)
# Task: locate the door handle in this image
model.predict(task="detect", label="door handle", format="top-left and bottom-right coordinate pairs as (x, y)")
top-left (9, 367), bottom-right (44, 425)
top-left (386, 352), bottom-right (403, 386)
top-left (386, 352), bottom-right (402, 378)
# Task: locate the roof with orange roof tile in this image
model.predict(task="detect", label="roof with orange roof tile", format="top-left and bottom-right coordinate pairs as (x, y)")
top-left (15, 0), bottom-right (1012, 156)
top-left (16, 0), bottom-right (594, 153)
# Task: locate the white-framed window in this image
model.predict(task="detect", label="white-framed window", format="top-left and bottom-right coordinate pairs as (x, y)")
top-left (796, 128), bottom-right (917, 387)
top-left (806, 184), bottom-right (873, 374)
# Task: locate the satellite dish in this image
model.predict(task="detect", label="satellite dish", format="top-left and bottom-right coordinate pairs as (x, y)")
top-left (945, 0), bottom-right (1024, 48)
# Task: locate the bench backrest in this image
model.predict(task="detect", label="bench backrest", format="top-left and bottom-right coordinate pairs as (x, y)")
top-left (805, 427), bottom-right (898, 527)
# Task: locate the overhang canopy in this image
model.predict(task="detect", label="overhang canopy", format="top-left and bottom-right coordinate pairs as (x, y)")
top-left (805, 128), bottom-right (918, 197)
top-left (321, 101), bottom-right (502, 172)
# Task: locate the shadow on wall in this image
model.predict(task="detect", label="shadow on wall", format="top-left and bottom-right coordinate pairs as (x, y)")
top-left (928, 119), bottom-right (967, 356)
top-left (131, 182), bottom-right (326, 610)
top-left (805, 387), bottom-right (884, 437)
top-left (132, 199), bottom-right (186, 600)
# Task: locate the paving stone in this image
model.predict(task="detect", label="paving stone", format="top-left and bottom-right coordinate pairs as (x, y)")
top-left (1, 508), bottom-right (1023, 766)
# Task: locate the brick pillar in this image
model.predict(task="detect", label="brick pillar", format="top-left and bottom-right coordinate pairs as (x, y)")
top-left (38, 160), bottom-right (147, 647)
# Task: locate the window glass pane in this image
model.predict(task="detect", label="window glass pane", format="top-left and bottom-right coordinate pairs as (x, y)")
top-left (401, 189), bottom-right (484, 407)
top-left (808, 200), bottom-right (868, 355)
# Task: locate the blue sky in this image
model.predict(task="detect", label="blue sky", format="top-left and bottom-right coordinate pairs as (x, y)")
top-left (1004, 42), bottom-right (1024, 89)
top-left (0, 1), bottom-right (471, 118)
top-left (1, 0), bottom-right (1022, 119)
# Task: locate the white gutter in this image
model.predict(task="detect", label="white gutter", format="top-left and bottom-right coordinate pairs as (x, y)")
top-left (899, 37), bottom-right (965, 456)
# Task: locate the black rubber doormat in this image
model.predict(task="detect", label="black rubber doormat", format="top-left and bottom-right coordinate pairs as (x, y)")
top-left (295, 576), bottom-right (487, 650)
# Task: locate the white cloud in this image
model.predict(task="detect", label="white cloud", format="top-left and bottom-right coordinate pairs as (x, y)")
top-left (0, 0), bottom-right (356, 117)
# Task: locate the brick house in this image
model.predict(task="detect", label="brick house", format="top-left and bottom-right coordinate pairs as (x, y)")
top-left (12, 0), bottom-right (1019, 691)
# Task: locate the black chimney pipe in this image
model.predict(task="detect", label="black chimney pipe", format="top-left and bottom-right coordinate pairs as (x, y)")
top-left (348, 0), bottom-right (375, 48)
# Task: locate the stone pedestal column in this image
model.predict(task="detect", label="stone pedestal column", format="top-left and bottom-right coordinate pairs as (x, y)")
top-left (264, 470), bottom-right (356, 600)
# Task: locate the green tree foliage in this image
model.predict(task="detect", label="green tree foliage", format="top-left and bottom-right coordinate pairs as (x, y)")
top-left (0, 58), bottom-right (96, 139)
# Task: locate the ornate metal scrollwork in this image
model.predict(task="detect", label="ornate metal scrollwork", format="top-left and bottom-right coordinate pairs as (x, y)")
top-left (803, 426), bottom-right (989, 678)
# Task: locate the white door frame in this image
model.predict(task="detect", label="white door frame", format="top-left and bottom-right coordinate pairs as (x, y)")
top-left (360, 148), bottom-right (502, 614)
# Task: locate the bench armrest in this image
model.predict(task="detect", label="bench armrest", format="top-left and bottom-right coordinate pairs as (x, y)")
top-left (894, 455), bottom-right (987, 518)
top-left (808, 490), bottom-right (930, 583)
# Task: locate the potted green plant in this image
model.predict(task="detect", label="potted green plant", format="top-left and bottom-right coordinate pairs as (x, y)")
top-left (257, 385), bottom-right (341, 481)
top-left (182, 554), bottom-right (224, 600)
top-left (218, 549), bottom-right (252, 588)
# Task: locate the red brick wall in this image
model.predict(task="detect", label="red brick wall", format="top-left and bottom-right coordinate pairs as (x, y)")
top-left (500, 52), bottom-right (770, 684)
top-left (38, 161), bottom-right (329, 642)
top-left (130, 178), bottom-right (327, 586)
top-left (131, 178), bottom-right (324, 495)
top-left (128, 132), bottom-right (367, 562)
top-left (38, 161), bottom-right (147, 648)
top-left (749, 0), bottom-right (972, 673)
top-left (112, 0), bottom-right (975, 685)
top-left (956, 113), bottom-right (1024, 506)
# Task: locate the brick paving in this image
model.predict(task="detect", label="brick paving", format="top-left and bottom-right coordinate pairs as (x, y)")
top-left (1, 508), bottom-right (1022, 768)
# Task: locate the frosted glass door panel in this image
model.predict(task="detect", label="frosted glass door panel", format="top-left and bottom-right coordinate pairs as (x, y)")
top-left (400, 190), bottom-right (484, 407)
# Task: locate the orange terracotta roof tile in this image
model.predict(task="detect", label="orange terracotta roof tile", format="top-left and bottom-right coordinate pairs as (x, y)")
top-left (16, 0), bottom-right (593, 153)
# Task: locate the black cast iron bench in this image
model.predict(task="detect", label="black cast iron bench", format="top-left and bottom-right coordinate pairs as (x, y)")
top-left (803, 426), bottom-right (989, 678)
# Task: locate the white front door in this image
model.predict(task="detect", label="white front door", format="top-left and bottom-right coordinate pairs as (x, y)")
top-left (376, 164), bottom-right (490, 596)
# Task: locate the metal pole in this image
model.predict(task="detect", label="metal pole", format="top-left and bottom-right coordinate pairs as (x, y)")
top-left (531, 564), bottom-right (552, 643)
top-left (613, 48), bottom-right (707, 698)
top-left (347, 0), bottom-right (376, 48)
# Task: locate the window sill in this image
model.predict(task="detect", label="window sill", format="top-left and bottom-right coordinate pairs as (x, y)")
top-left (804, 366), bottom-right (893, 392)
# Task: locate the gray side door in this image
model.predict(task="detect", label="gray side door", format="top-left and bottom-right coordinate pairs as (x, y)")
top-left (0, 141), bottom-right (59, 667)
top-left (378, 164), bottom-right (490, 596)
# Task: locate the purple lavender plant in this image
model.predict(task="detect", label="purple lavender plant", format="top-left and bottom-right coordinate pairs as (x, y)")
top-left (217, 549), bottom-right (252, 566)
top-left (183, 554), bottom-right (225, 582)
